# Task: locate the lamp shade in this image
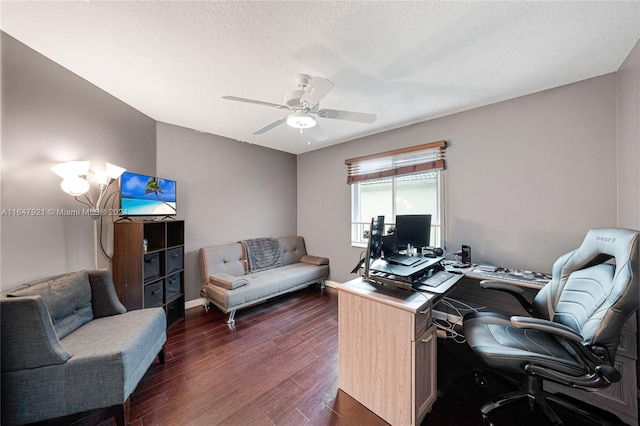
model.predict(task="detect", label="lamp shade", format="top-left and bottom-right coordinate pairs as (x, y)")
top-left (106, 163), bottom-right (126, 179)
top-left (286, 111), bottom-right (316, 129)
top-left (61, 176), bottom-right (90, 196)
top-left (51, 161), bottom-right (90, 178)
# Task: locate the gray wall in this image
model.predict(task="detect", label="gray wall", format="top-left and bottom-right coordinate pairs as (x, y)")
top-left (0, 32), bottom-right (156, 290)
top-left (2, 28), bottom-right (637, 304)
top-left (155, 122), bottom-right (298, 301)
top-left (616, 39), bottom-right (640, 390)
top-left (298, 74), bottom-right (619, 284)
top-left (617, 39), bottom-right (640, 230)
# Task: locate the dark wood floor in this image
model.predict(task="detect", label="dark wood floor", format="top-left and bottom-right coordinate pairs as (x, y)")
top-left (129, 284), bottom-right (388, 426)
top-left (56, 284), bottom-right (389, 426)
top-left (36, 284), bottom-right (627, 426)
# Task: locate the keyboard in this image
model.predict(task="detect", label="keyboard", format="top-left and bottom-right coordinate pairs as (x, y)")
top-left (420, 271), bottom-right (455, 287)
top-left (468, 268), bottom-right (551, 287)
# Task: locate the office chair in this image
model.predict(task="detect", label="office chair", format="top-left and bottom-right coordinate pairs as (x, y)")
top-left (462, 228), bottom-right (639, 425)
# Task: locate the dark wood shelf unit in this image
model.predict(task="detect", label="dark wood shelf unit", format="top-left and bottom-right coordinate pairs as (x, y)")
top-left (113, 220), bottom-right (185, 328)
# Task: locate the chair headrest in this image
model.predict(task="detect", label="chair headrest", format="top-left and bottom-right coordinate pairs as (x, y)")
top-left (575, 228), bottom-right (639, 268)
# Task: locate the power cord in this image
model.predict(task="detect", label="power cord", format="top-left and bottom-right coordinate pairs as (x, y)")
top-left (99, 190), bottom-right (119, 261)
top-left (433, 318), bottom-right (467, 343)
top-left (432, 297), bottom-right (487, 344)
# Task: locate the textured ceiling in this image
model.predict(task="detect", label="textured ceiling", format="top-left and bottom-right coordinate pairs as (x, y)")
top-left (2, 1), bottom-right (639, 154)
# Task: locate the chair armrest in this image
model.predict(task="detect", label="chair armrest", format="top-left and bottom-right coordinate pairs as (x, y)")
top-left (479, 280), bottom-right (534, 313)
top-left (300, 255), bottom-right (329, 266)
top-left (1, 296), bottom-right (71, 371)
top-left (510, 316), bottom-right (583, 342)
top-left (512, 316), bottom-right (621, 388)
top-left (88, 270), bottom-right (126, 318)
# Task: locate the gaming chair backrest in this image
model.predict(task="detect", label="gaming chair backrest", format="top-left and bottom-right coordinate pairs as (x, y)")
top-left (532, 228), bottom-right (640, 362)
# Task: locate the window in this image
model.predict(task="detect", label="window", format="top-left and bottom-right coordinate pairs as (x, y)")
top-left (346, 141), bottom-right (446, 248)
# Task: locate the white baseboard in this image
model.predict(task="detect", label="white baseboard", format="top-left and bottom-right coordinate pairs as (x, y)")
top-left (324, 280), bottom-right (341, 289)
top-left (185, 297), bottom-right (207, 310)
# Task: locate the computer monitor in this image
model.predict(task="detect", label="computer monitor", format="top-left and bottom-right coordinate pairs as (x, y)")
top-left (351, 216), bottom-right (385, 275)
top-left (395, 214), bottom-right (431, 250)
top-left (368, 215), bottom-right (385, 260)
top-left (362, 216), bottom-right (385, 277)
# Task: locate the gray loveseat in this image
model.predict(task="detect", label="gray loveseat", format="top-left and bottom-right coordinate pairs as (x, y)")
top-left (200, 236), bottom-right (329, 323)
top-left (1, 270), bottom-right (166, 426)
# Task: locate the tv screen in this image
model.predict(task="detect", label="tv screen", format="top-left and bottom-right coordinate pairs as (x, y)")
top-left (395, 214), bottom-right (431, 249)
top-left (120, 171), bottom-right (177, 216)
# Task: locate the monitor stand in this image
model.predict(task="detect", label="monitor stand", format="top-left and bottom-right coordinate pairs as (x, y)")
top-left (364, 256), bottom-right (444, 291)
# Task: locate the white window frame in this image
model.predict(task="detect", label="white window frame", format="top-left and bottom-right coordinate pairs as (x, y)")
top-left (350, 170), bottom-right (445, 248)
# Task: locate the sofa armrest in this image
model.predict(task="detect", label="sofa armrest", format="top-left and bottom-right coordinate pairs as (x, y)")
top-left (1, 296), bottom-right (71, 371)
top-left (88, 270), bottom-right (127, 318)
top-left (209, 273), bottom-right (249, 290)
top-left (300, 255), bottom-right (329, 266)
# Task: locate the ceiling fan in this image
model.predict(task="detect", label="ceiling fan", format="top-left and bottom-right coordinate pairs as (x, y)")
top-left (222, 74), bottom-right (377, 141)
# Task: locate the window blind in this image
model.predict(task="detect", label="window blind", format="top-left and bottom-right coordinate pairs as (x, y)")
top-left (345, 140), bottom-right (446, 184)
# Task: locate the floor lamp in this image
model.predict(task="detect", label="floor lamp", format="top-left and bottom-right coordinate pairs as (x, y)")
top-left (52, 161), bottom-right (126, 269)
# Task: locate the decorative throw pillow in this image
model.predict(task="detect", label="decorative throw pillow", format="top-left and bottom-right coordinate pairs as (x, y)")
top-left (209, 273), bottom-right (248, 290)
top-left (300, 255), bottom-right (329, 266)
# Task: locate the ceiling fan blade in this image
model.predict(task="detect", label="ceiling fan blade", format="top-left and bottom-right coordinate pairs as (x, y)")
top-left (308, 122), bottom-right (328, 141)
top-left (316, 108), bottom-right (377, 124)
top-left (300, 77), bottom-right (335, 107)
top-left (253, 116), bottom-right (288, 135)
top-left (222, 95), bottom-right (288, 109)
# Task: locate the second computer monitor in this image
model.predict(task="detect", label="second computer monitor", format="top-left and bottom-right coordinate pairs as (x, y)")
top-left (395, 214), bottom-right (432, 250)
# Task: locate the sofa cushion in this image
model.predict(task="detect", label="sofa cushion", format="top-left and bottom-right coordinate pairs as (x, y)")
top-left (7, 271), bottom-right (93, 339)
top-left (278, 236), bottom-right (308, 266)
top-left (201, 243), bottom-right (246, 276)
top-left (210, 262), bottom-right (329, 309)
top-left (209, 273), bottom-right (249, 290)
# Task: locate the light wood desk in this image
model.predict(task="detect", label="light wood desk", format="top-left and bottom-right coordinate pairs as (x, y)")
top-left (337, 278), bottom-right (440, 426)
top-left (339, 270), bottom-right (638, 426)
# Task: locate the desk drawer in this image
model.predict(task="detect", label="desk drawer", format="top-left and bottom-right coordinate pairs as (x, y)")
top-left (415, 303), bottom-right (431, 339)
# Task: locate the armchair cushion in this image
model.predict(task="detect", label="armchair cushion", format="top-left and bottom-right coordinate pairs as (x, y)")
top-left (60, 308), bottom-right (167, 409)
top-left (7, 271), bottom-right (93, 339)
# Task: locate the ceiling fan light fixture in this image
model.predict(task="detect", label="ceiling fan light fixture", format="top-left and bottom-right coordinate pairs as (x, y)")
top-left (286, 111), bottom-right (316, 129)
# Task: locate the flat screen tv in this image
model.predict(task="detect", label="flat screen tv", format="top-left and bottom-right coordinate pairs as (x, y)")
top-left (120, 171), bottom-right (177, 216)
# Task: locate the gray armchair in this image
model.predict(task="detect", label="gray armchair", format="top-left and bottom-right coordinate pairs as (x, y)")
top-left (1, 270), bottom-right (167, 425)
top-left (463, 228), bottom-right (639, 424)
